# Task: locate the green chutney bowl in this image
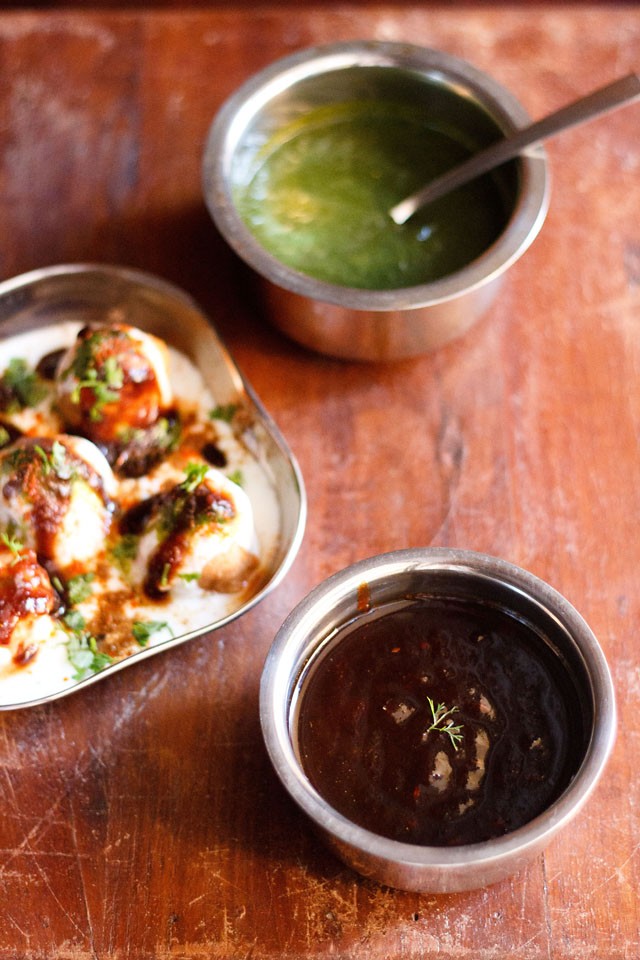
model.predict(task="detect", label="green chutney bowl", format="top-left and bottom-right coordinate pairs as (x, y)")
top-left (203, 41), bottom-right (549, 362)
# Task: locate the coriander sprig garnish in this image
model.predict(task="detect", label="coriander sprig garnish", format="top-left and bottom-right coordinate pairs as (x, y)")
top-left (0, 357), bottom-right (47, 410)
top-left (63, 610), bottom-right (114, 681)
top-left (180, 462), bottom-right (208, 493)
top-left (131, 620), bottom-right (173, 647)
top-left (70, 357), bottom-right (124, 422)
top-left (426, 697), bottom-right (464, 751)
top-left (209, 403), bottom-right (238, 424)
top-left (0, 531), bottom-right (24, 563)
top-left (111, 533), bottom-right (139, 573)
top-left (66, 572), bottom-right (95, 606)
top-left (226, 468), bottom-right (244, 488)
top-left (67, 333), bottom-right (125, 422)
top-left (35, 439), bottom-right (70, 478)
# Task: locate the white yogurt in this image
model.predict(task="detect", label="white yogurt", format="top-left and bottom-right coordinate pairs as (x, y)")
top-left (0, 321), bottom-right (281, 707)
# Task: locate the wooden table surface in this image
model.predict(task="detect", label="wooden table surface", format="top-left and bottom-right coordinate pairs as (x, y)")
top-left (1, 4), bottom-right (639, 958)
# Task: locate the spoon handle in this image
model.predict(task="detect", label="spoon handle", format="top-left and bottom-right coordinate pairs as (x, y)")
top-left (390, 73), bottom-right (640, 225)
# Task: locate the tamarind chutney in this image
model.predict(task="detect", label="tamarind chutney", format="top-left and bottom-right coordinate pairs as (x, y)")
top-left (295, 596), bottom-right (589, 847)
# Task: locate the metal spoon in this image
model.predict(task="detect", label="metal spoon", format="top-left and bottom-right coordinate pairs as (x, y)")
top-left (389, 73), bottom-right (640, 226)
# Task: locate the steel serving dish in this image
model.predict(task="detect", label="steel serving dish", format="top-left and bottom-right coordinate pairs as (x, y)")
top-left (0, 263), bottom-right (306, 710)
top-left (203, 41), bottom-right (549, 361)
top-left (260, 548), bottom-right (616, 892)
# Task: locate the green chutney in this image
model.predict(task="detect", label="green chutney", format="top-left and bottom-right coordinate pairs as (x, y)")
top-left (236, 102), bottom-right (513, 291)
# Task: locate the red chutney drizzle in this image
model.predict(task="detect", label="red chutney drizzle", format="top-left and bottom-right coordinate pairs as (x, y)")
top-left (0, 437), bottom-right (111, 564)
top-left (296, 597), bottom-right (589, 847)
top-left (59, 325), bottom-right (167, 444)
top-left (0, 549), bottom-right (58, 663)
top-left (119, 482), bottom-right (236, 600)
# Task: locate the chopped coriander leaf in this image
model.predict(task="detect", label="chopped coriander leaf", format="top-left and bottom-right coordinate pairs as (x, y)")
top-left (63, 609), bottom-right (86, 632)
top-left (159, 416), bottom-right (182, 452)
top-left (69, 345), bottom-right (125, 422)
top-left (156, 501), bottom-right (179, 540)
top-left (103, 355), bottom-right (124, 391)
top-left (71, 372), bottom-right (122, 422)
top-left (132, 620), bottom-right (173, 647)
top-left (66, 631), bottom-right (114, 681)
top-left (117, 416), bottom-right (181, 451)
top-left (63, 609), bottom-right (113, 680)
top-left (180, 462), bottom-right (208, 493)
top-left (0, 531), bottom-right (23, 561)
top-left (227, 468), bottom-right (244, 487)
top-left (178, 572), bottom-right (200, 583)
top-left (111, 534), bottom-right (139, 572)
top-left (66, 333), bottom-right (95, 381)
top-left (0, 358), bottom-right (47, 410)
top-left (34, 440), bottom-right (72, 478)
top-left (66, 572), bottom-right (95, 606)
top-left (0, 425), bottom-right (11, 447)
top-left (50, 440), bottom-right (70, 477)
top-left (209, 403), bottom-right (238, 423)
top-left (116, 425), bottom-right (143, 444)
top-left (87, 637), bottom-right (114, 672)
top-left (34, 445), bottom-right (50, 470)
top-left (66, 641), bottom-right (95, 679)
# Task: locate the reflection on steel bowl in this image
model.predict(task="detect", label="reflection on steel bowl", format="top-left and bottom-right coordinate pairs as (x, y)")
top-left (203, 42), bottom-right (549, 361)
top-left (260, 548), bottom-right (616, 893)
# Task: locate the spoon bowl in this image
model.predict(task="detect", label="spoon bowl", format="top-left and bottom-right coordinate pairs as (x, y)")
top-left (390, 72), bottom-right (640, 225)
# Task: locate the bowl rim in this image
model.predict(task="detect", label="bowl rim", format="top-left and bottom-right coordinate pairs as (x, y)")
top-left (203, 40), bottom-right (550, 310)
top-left (260, 547), bottom-right (617, 871)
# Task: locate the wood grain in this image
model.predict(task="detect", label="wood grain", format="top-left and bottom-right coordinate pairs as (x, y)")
top-left (0, 5), bottom-right (639, 958)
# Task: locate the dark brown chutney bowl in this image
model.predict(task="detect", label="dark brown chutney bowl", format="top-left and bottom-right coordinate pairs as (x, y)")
top-left (259, 548), bottom-right (616, 893)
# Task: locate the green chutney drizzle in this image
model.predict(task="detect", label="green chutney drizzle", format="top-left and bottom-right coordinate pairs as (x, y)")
top-left (236, 102), bottom-right (513, 290)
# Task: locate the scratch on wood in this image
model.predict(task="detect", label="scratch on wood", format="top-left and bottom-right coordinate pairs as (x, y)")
top-left (68, 787), bottom-right (99, 960)
top-left (31, 856), bottom-right (88, 943)
top-left (5, 912), bottom-right (30, 942)
top-left (577, 840), bottom-right (640, 900)
top-left (0, 793), bottom-right (67, 879)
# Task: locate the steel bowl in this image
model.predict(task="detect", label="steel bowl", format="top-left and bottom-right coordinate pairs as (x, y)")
top-left (260, 548), bottom-right (616, 892)
top-left (203, 42), bottom-right (549, 361)
top-left (0, 263), bottom-right (307, 709)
